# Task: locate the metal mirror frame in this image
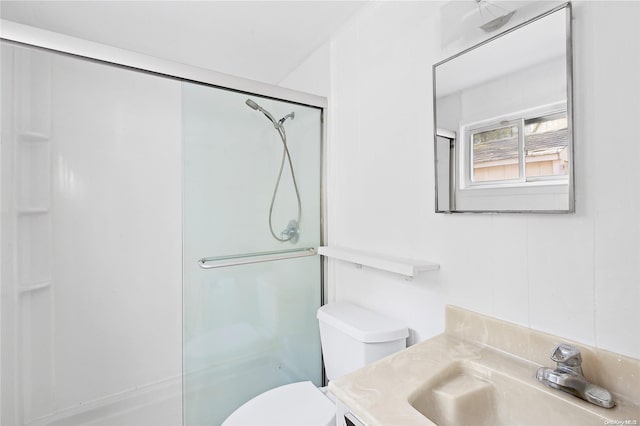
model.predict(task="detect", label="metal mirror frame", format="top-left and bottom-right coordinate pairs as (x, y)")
top-left (432, 2), bottom-right (574, 214)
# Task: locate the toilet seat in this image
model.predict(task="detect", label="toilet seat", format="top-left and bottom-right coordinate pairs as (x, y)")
top-left (222, 381), bottom-right (335, 426)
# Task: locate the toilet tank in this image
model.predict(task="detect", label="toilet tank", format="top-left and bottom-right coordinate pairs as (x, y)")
top-left (317, 302), bottom-right (408, 381)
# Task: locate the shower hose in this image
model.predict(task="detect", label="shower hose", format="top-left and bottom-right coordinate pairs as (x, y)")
top-left (269, 123), bottom-right (301, 242)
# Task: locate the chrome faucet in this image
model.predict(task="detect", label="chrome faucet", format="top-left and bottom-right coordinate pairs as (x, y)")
top-left (536, 343), bottom-right (615, 408)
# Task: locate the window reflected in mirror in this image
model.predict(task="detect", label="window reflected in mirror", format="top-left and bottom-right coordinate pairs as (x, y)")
top-left (472, 122), bottom-right (520, 183)
top-left (524, 113), bottom-right (569, 179)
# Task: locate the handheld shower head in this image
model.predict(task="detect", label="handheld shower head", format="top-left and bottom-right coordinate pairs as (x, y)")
top-left (246, 98), bottom-right (295, 129)
top-left (245, 99), bottom-right (260, 110)
top-left (245, 98), bottom-right (280, 129)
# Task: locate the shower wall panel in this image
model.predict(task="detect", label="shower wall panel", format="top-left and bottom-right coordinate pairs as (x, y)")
top-left (1, 44), bottom-right (182, 425)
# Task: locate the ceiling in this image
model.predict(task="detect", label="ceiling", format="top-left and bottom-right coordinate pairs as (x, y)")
top-left (437, 6), bottom-right (566, 97)
top-left (0, 1), bottom-right (366, 85)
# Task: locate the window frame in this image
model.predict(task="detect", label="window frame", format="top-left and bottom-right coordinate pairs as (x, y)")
top-left (460, 102), bottom-right (568, 190)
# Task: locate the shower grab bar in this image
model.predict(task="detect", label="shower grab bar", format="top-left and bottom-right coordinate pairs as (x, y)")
top-left (198, 247), bottom-right (317, 269)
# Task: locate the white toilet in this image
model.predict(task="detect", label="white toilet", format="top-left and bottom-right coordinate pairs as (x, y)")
top-left (222, 302), bottom-right (408, 426)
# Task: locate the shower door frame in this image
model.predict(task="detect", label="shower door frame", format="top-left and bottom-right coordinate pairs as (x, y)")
top-left (0, 18), bottom-right (329, 424)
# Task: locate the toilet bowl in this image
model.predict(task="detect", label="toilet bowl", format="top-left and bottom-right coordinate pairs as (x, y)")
top-left (222, 381), bottom-right (335, 426)
top-left (222, 302), bottom-right (408, 426)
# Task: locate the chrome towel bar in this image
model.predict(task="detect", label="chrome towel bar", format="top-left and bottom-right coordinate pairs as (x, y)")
top-left (198, 247), bottom-right (317, 269)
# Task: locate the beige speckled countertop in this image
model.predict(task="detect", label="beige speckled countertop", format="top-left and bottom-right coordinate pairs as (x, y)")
top-left (330, 306), bottom-right (640, 426)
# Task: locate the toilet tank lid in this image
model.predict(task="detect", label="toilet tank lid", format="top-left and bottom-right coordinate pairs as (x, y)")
top-left (317, 302), bottom-right (408, 343)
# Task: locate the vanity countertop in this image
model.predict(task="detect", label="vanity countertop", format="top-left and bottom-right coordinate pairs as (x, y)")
top-left (329, 306), bottom-right (640, 426)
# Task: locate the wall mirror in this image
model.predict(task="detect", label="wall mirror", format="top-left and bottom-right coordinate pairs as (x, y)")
top-left (433, 3), bottom-right (573, 213)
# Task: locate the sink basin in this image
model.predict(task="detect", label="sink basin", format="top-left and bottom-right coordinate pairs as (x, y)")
top-left (408, 361), bottom-right (611, 426)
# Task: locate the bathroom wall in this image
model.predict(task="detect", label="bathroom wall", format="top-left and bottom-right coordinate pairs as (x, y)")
top-left (436, 56), bottom-right (566, 131)
top-left (281, 1), bottom-right (640, 359)
top-left (278, 42), bottom-right (330, 98)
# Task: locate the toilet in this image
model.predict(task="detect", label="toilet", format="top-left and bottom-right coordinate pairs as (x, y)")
top-left (222, 302), bottom-right (408, 426)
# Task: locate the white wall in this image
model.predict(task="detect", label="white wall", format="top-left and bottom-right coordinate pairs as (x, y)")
top-left (438, 56), bottom-right (566, 131)
top-left (278, 42), bottom-right (331, 98)
top-left (282, 1), bottom-right (640, 359)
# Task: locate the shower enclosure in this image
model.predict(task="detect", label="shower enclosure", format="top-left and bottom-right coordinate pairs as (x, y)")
top-left (182, 84), bottom-right (323, 425)
top-left (1, 22), bottom-right (325, 426)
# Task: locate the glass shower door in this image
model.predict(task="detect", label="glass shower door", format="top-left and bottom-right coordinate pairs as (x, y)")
top-left (182, 83), bottom-right (323, 426)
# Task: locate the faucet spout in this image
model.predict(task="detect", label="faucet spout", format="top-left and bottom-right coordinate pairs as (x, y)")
top-left (537, 367), bottom-right (615, 408)
top-left (536, 344), bottom-right (615, 409)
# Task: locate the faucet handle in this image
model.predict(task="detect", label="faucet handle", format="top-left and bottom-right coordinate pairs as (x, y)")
top-left (551, 343), bottom-right (583, 371)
